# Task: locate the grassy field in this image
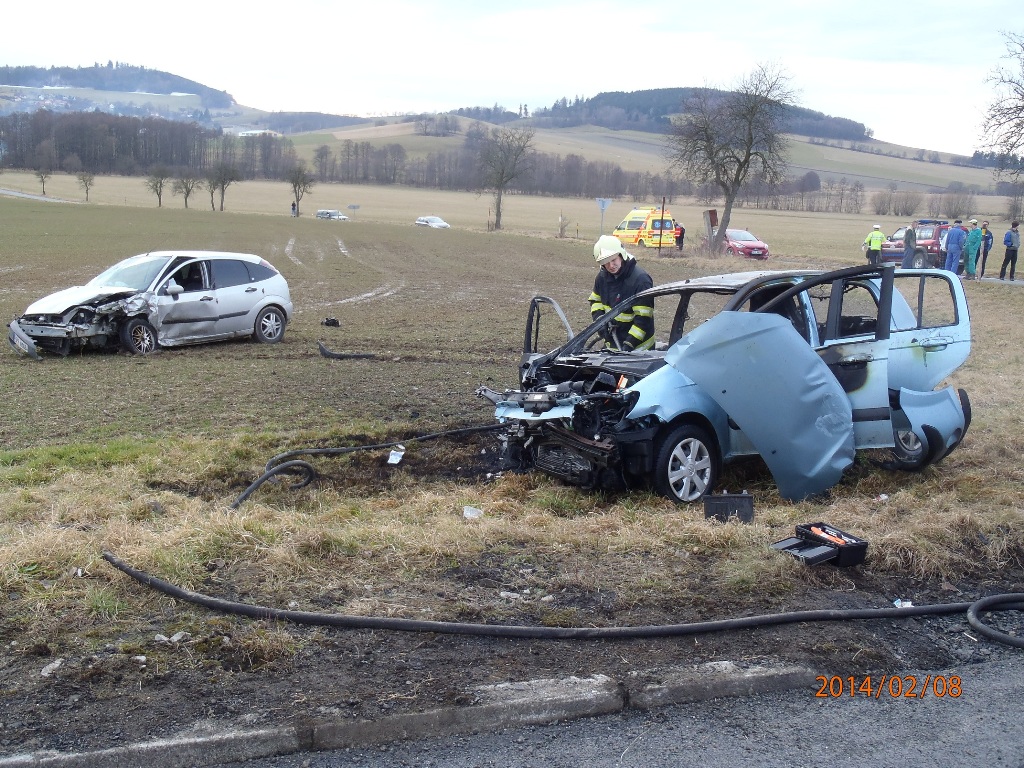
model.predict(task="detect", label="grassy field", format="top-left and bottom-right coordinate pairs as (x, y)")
top-left (1, 184), bottom-right (1023, 747)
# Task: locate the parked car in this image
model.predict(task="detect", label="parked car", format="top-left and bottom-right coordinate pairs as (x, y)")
top-left (703, 229), bottom-right (770, 259)
top-left (721, 229), bottom-right (770, 259)
top-left (880, 220), bottom-right (965, 271)
top-left (8, 251), bottom-right (293, 359)
top-left (415, 216), bottom-right (450, 229)
top-left (316, 209), bottom-right (349, 220)
top-left (479, 265), bottom-right (971, 503)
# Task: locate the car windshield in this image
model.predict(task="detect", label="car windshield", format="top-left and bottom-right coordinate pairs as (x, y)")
top-left (87, 255), bottom-right (172, 291)
top-left (728, 230), bottom-right (758, 242)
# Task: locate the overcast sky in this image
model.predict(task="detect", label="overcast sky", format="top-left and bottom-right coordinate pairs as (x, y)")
top-left (4, 0), bottom-right (1019, 156)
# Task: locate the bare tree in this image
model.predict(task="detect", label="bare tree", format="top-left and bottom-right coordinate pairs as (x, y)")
top-left (144, 167), bottom-right (171, 207)
top-left (171, 171), bottom-right (203, 209)
top-left (34, 168), bottom-right (52, 196)
top-left (983, 32), bottom-right (1024, 178)
top-left (667, 64), bottom-right (797, 251)
top-left (76, 172), bottom-right (95, 202)
top-left (287, 162), bottom-right (316, 216)
top-left (206, 164), bottom-right (241, 211)
top-left (479, 126), bottom-right (535, 230)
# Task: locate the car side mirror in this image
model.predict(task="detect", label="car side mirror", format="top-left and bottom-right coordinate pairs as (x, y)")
top-left (166, 280), bottom-right (183, 297)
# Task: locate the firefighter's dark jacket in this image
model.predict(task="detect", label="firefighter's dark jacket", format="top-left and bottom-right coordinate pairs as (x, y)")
top-left (588, 257), bottom-right (654, 350)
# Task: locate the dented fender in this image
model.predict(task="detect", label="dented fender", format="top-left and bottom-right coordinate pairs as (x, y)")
top-left (899, 386), bottom-right (970, 465)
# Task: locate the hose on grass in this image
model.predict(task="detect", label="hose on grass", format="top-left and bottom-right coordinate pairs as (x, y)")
top-left (100, 551), bottom-right (1024, 647)
top-left (230, 423), bottom-right (505, 509)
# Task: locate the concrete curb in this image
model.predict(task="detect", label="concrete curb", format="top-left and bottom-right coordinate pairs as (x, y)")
top-left (0, 663), bottom-right (812, 767)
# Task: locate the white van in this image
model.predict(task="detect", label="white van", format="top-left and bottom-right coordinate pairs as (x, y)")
top-left (315, 210), bottom-right (349, 221)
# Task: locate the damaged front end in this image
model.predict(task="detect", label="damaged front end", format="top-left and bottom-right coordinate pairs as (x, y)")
top-left (8, 291), bottom-right (147, 358)
top-left (479, 380), bottom-right (653, 491)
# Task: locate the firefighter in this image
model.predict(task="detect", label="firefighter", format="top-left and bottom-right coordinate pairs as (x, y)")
top-left (588, 235), bottom-right (654, 351)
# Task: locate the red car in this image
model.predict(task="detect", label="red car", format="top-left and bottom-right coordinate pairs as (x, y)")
top-left (719, 229), bottom-right (770, 260)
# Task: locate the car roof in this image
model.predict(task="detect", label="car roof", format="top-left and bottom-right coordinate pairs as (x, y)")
top-left (640, 270), bottom-right (821, 294)
top-left (136, 250), bottom-right (263, 263)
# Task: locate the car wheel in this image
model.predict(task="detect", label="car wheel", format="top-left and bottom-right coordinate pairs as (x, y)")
top-left (888, 428), bottom-right (927, 470)
top-left (726, 247), bottom-right (735, 256)
top-left (254, 306), bottom-right (287, 343)
top-left (637, 240), bottom-right (647, 248)
top-left (912, 252), bottom-right (927, 269)
top-left (119, 317), bottom-right (158, 355)
top-left (654, 424), bottom-right (718, 503)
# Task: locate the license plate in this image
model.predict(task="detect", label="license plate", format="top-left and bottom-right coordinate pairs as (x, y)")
top-left (14, 335), bottom-right (29, 353)
top-left (751, 249), bottom-right (763, 255)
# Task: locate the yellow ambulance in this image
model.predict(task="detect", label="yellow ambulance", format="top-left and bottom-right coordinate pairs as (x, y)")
top-left (611, 206), bottom-right (677, 249)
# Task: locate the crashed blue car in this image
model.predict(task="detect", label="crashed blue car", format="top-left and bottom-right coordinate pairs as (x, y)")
top-left (478, 265), bottom-right (971, 502)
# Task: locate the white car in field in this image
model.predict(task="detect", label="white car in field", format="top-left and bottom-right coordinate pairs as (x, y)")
top-left (415, 216), bottom-right (450, 229)
top-left (8, 251), bottom-right (293, 359)
top-left (316, 209), bottom-right (349, 220)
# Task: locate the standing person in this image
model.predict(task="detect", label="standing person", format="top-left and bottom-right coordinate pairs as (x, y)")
top-left (964, 219), bottom-right (982, 280)
top-left (944, 220), bottom-right (967, 273)
top-left (290, 201), bottom-right (297, 217)
top-left (589, 235), bottom-right (655, 351)
top-left (979, 221), bottom-right (994, 278)
top-left (1000, 221), bottom-right (1021, 281)
top-left (864, 224), bottom-right (886, 265)
top-left (901, 221), bottom-right (917, 268)
top-left (674, 222), bottom-right (686, 251)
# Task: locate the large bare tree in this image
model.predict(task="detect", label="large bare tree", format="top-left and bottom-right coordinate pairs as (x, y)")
top-left (983, 32), bottom-right (1024, 179)
top-left (287, 162), bottom-right (316, 216)
top-left (479, 125), bottom-right (535, 230)
top-left (667, 64), bottom-right (796, 251)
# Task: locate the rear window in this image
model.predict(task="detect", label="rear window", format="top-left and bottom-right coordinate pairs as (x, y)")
top-left (212, 259), bottom-right (252, 288)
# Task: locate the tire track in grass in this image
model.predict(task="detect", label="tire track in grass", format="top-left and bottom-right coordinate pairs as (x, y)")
top-left (284, 237), bottom-right (303, 267)
top-left (303, 282), bottom-right (405, 312)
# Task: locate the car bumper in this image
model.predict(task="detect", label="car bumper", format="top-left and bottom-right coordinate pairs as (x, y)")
top-left (8, 319), bottom-right (42, 360)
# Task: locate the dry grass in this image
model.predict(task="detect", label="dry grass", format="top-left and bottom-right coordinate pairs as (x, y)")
top-left (1, 183), bottom-right (1023, 664)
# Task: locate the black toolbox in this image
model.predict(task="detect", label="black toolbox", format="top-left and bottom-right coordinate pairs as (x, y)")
top-left (703, 491), bottom-right (754, 523)
top-left (771, 522), bottom-right (867, 567)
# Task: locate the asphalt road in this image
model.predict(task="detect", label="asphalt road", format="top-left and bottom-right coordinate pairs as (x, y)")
top-left (214, 656), bottom-right (1024, 768)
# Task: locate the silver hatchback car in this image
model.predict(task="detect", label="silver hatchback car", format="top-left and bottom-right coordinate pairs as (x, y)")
top-left (8, 250), bottom-right (293, 359)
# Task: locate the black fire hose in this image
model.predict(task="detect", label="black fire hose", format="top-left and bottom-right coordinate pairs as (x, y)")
top-left (100, 551), bottom-right (1024, 647)
top-left (230, 423), bottom-right (504, 509)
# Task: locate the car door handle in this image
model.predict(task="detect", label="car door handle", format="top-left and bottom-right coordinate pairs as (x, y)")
top-left (911, 337), bottom-right (951, 351)
top-left (837, 355), bottom-right (870, 367)
top-left (200, 295), bottom-right (214, 301)
top-left (245, 287), bottom-right (258, 293)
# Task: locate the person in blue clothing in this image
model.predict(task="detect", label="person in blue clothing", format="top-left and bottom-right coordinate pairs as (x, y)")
top-left (944, 220), bottom-right (967, 273)
top-left (1000, 221), bottom-right (1020, 281)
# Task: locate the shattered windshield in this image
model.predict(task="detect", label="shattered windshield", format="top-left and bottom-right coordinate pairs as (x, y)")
top-left (87, 255), bottom-right (173, 291)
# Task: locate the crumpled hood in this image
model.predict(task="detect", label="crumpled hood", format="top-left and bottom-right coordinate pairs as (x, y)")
top-left (24, 285), bottom-right (137, 315)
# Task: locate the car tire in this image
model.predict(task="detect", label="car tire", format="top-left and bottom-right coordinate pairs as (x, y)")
top-left (253, 306), bottom-right (287, 343)
top-left (726, 247), bottom-right (735, 256)
top-left (653, 424), bottom-right (718, 503)
top-left (888, 427), bottom-right (927, 470)
top-left (119, 317), bottom-right (158, 355)
top-left (912, 251), bottom-right (927, 269)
